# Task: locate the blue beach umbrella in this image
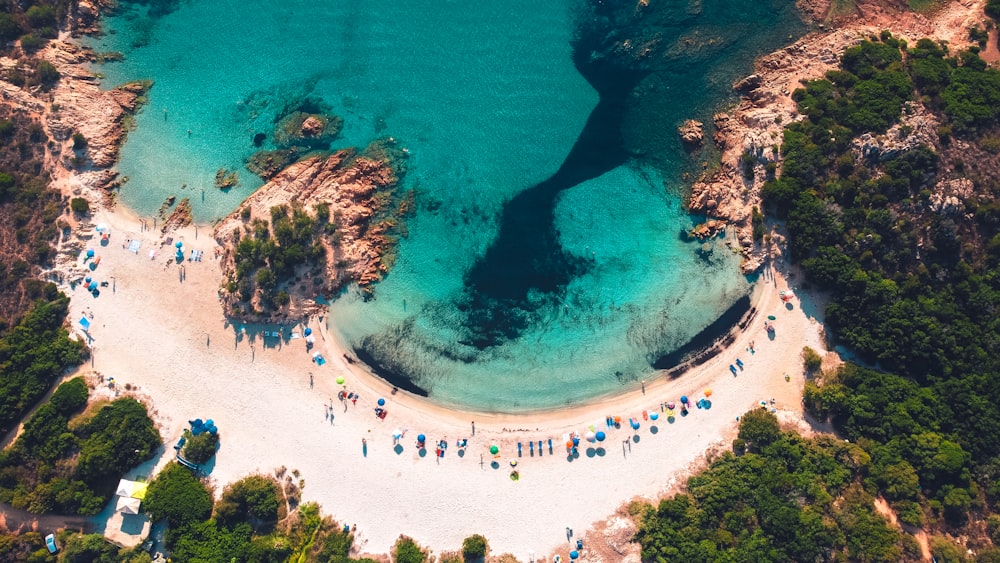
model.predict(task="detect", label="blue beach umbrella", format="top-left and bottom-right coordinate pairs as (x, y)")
top-left (417, 434), bottom-right (426, 443)
top-left (88, 282), bottom-right (98, 291)
top-left (175, 241), bottom-right (183, 248)
top-left (650, 412), bottom-right (659, 421)
top-left (377, 398), bottom-right (385, 406)
top-left (85, 277), bottom-right (92, 283)
top-left (86, 249), bottom-right (95, 258)
top-left (680, 395), bottom-right (689, 404)
top-left (595, 431), bottom-right (606, 442)
top-left (570, 551), bottom-right (579, 559)
top-left (572, 436), bottom-right (580, 446)
top-left (304, 327), bottom-right (312, 336)
top-left (630, 418), bottom-right (640, 430)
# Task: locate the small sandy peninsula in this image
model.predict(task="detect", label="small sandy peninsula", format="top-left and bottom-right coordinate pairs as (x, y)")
top-left (52, 205), bottom-right (824, 561)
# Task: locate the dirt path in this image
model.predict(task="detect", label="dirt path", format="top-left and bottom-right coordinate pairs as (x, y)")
top-left (0, 502), bottom-right (93, 535)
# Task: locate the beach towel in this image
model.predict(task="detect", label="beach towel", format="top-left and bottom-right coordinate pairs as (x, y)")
top-left (128, 240), bottom-right (142, 253)
top-left (148, 250), bottom-right (157, 259)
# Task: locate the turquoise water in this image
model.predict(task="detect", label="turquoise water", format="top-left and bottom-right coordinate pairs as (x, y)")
top-left (90, 0), bottom-right (805, 411)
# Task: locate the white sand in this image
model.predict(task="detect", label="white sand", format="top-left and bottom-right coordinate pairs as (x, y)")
top-left (64, 209), bottom-right (825, 561)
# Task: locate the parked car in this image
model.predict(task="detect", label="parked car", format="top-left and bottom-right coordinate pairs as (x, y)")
top-left (44, 533), bottom-right (58, 554)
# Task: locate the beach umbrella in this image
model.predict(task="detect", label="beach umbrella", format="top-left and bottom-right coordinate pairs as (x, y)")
top-left (392, 429), bottom-right (402, 439)
top-left (304, 327), bottom-right (312, 336)
top-left (489, 444), bottom-right (499, 455)
top-left (86, 249), bottom-right (95, 258)
top-left (767, 315), bottom-right (776, 320)
top-left (88, 282), bottom-right (98, 291)
top-left (175, 241), bottom-right (183, 248)
top-left (335, 376), bottom-right (345, 385)
top-left (377, 398), bottom-right (385, 406)
top-left (418, 434), bottom-right (426, 443)
top-left (85, 276), bottom-right (92, 283)
top-left (650, 412), bottom-right (659, 421)
top-left (95, 223), bottom-right (107, 232)
top-left (572, 436), bottom-right (580, 446)
top-left (510, 459), bottom-right (517, 467)
top-left (585, 431), bottom-right (596, 442)
top-left (667, 401), bottom-right (675, 409)
top-left (630, 418), bottom-right (640, 430)
top-left (595, 431), bottom-right (606, 442)
top-left (680, 395), bottom-right (688, 404)
top-left (705, 388), bottom-right (713, 397)
top-left (570, 551), bottom-right (579, 560)
top-left (565, 440), bottom-right (574, 449)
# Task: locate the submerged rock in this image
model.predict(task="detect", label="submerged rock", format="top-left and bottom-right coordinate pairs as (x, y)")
top-left (273, 111), bottom-right (343, 149)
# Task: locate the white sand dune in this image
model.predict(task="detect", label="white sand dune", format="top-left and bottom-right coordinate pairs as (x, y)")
top-left (65, 209), bottom-right (824, 560)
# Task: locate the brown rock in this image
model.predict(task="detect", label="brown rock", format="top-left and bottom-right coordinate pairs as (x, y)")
top-left (678, 119), bottom-right (704, 146)
top-left (300, 116), bottom-right (324, 137)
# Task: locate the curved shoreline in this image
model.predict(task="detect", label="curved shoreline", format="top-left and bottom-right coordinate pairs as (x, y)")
top-left (28, 0), bottom-right (993, 559)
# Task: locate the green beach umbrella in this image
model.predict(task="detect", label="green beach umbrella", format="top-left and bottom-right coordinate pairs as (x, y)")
top-left (489, 445), bottom-right (499, 455)
top-left (335, 376), bottom-right (345, 385)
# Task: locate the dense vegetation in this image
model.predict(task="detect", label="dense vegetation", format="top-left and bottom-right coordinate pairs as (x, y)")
top-left (754, 31), bottom-right (1000, 554)
top-left (0, 295), bottom-right (84, 436)
top-left (226, 203), bottom-right (329, 313)
top-left (141, 465), bottom-right (384, 562)
top-left (636, 410), bottom-right (916, 561)
top-left (0, 377), bottom-right (161, 515)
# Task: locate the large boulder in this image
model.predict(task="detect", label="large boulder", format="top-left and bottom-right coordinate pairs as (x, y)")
top-left (678, 119), bottom-right (704, 146)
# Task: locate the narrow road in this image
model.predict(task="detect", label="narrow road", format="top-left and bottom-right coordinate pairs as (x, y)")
top-left (0, 502), bottom-right (92, 534)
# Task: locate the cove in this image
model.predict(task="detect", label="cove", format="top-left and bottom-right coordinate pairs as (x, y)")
top-left (89, 0), bottom-right (806, 411)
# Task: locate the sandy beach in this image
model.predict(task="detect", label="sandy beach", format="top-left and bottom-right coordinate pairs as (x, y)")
top-left (53, 206), bottom-right (825, 561)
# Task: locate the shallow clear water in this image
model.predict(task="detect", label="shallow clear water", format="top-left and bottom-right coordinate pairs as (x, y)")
top-left (90, 0), bottom-right (804, 411)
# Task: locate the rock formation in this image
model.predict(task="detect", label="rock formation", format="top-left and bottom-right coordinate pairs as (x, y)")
top-left (686, 0), bottom-right (984, 273)
top-left (36, 40), bottom-right (150, 203)
top-left (215, 140), bottom-right (413, 320)
top-left (678, 119), bottom-right (704, 147)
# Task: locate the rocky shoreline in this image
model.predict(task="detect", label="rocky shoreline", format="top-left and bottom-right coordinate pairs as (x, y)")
top-left (684, 0), bottom-right (988, 272)
top-left (214, 141), bottom-right (414, 321)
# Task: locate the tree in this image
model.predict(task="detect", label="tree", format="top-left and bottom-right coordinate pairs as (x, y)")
top-left (393, 535), bottom-right (428, 563)
top-left (35, 61), bottom-right (59, 89)
top-left (70, 197), bottom-right (89, 214)
top-left (737, 409), bottom-right (781, 452)
top-left (59, 533), bottom-right (119, 563)
top-left (461, 534), bottom-right (488, 560)
top-left (181, 429), bottom-right (219, 465)
top-left (143, 462), bottom-right (213, 528)
top-left (215, 475), bottom-right (280, 528)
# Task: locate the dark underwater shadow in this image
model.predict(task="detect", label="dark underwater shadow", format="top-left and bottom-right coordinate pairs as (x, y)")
top-left (458, 3), bottom-right (648, 349)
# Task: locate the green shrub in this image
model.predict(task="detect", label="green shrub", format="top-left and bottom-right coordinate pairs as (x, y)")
top-left (49, 377), bottom-right (88, 415)
top-left (35, 61), bottom-right (59, 88)
top-left (182, 428), bottom-right (219, 465)
top-left (737, 408), bottom-right (781, 452)
top-left (25, 5), bottom-right (56, 29)
top-left (461, 534), bottom-right (488, 560)
top-left (393, 535), bottom-right (428, 563)
top-left (19, 34), bottom-right (44, 53)
top-left (215, 475), bottom-right (280, 527)
top-left (144, 462), bottom-right (213, 527)
top-left (71, 133), bottom-right (87, 150)
top-left (70, 197), bottom-right (89, 214)
top-left (0, 14), bottom-right (22, 42)
top-left (802, 346), bottom-right (823, 373)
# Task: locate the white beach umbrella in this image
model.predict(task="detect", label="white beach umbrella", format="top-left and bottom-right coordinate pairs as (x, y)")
top-left (116, 496), bottom-right (141, 514)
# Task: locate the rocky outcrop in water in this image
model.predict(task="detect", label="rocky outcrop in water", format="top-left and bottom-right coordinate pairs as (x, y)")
top-left (215, 140), bottom-right (413, 321)
top-left (678, 119), bottom-right (704, 147)
top-left (273, 111), bottom-right (343, 149)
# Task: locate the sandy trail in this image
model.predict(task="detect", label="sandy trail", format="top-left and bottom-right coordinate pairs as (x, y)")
top-left (61, 208), bottom-right (823, 560)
